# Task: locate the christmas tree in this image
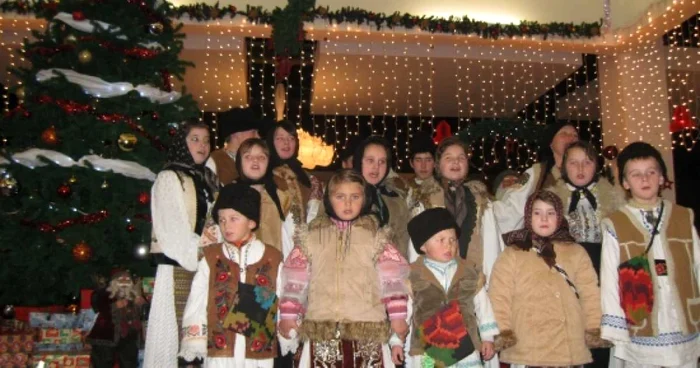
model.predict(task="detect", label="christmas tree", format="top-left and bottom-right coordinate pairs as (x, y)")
top-left (0, 0), bottom-right (199, 305)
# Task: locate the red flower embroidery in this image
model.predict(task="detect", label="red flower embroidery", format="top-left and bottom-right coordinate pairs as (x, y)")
top-left (655, 262), bottom-right (667, 276)
top-left (251, 339), bottom-right (264, 351)
top-left (421, 301), bottom-right (468, 349)
top-left (256, 274), bottom-right (269, 287)
top-left (217, 272), bottom-right (229, 283)
top-left (618, 265), bottom-right (654, 326)
top-left (218, 306), bottom-right (228, 319)
top-left (214, 334), bottom-right (227, 349)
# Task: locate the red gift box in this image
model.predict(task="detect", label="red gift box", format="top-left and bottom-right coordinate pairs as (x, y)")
top-left (0, 351), bottom-right (30, 368)
top-left (14, 306), bottom-right (65, 323)
top-left (31, 350), bottom-right (90, 367)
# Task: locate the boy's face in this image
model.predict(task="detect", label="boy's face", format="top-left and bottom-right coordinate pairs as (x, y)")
top-left (217, 208), bottom-right (256, 243)
top-left (329, 182), bottom-right (365, 221)
top-left (420, 228), bottom-right (458, 263)
top-left (531, 199), bottom-right (557, 238)
top-left (410, 152), bottom-right (435, 180)
top-left (622, 158), bottom-right (663, 204)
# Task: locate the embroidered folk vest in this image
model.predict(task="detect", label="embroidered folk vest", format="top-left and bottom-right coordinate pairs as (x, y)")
top-left (273, 165), bottom-right (311, 225)
top-left (203, 243), bottom-right (282, 359)
top-left (609, 203), bottom-right (700, 337)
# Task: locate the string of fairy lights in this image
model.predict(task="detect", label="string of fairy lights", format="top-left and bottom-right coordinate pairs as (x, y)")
top-left (1, 6), bottom-right (697, 174)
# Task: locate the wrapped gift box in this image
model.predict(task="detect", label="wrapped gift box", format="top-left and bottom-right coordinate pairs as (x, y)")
top-left (29, 310), bottom-right (97, 332)
top-left (80, 289), bottom-right (94, 310)
top-left (36, 328), bottom-right (83, 346)
top-left (0, 351), bottom-right (30, 368)
top-left (13, 306), bottom-right (64, 323)
top-left (0, 330), bottom-right (33, 368)
top-left (32, 350), bottom-right (90, 367)
top-left (142, 277), bottom-right (155, 299)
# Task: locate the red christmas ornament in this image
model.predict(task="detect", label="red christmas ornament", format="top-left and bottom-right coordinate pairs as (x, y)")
top-left (72, 11), bottom-right (86, 21)
top-left (168, 128), bottom-right (177, 136)
top-left (57, 184), bottom-right (72, 198)
top-left (433, 120), bottom-right (452, 144)
top-left (602, 145), bottom-right (619, 160)
top-left (126, 224), bottom-right (136, 232)
top-left (161, 70), bottom-right (172, 92)
top-left (670, 105), bottom-right (695, 133)
top-left (151, 112), bottom-right (159, 121)
top-left (41, 126), bottom-right (58, 145)
top-left (72, 241), bottom-right (92, 263)
top-left (138, 192), bottom-right (150, 205)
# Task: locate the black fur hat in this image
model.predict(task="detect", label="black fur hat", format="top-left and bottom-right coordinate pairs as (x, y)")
top-left (617, 141), bottom-right (668, 186)
top-left (408, 208), bottom-right (461, 254)
top-left (212, 182), bottom-right (261, 230)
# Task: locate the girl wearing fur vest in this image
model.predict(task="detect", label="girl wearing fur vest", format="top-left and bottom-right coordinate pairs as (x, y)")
top-left (278, 169), bottom-right (410, 368)
top-left (489, 190), bottom-right (608, 367)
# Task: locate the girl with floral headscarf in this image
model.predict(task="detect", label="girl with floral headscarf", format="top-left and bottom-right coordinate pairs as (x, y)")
top-left (144, 121), bottom-right (218, 367)
top-left (489, 190), bottom-right (607, 367)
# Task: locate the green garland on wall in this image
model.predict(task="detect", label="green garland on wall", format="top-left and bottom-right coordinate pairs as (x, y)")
top-left (2, 1), bottom-right (602, 58)
top-left (457, 120), bottom-right (548, 145)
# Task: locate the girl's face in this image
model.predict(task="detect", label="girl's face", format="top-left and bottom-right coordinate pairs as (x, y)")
top-left (438, 144), bottom-right (468, 182)
top-left (531, 200), bottom-right (558, 238)
top-left (329, 182), bottom-right (365, 221)
top-left (361, 144), bottom-right (388, 186)
top-left (217, 208), bottom-right (256, 243)
top-left (186, 127), bottom-right (211, 165)
top-left (241, 145), bottom-right (269, 181)
top-left (622, 158), bottom-right (663, 205)
top-left (273, 128), bottom-right (297, 160)
top-left (565, 147), bottom-right (596, 187)
top-left (420, 228), bottom-right (458, 263)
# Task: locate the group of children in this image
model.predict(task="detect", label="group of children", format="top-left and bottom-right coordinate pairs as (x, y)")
top-left (143, 112), bottom-right (700, 368)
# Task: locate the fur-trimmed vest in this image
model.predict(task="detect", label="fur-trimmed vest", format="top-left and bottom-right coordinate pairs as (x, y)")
top-left (409, 258), bottom-right (482, 357)
top-left (297, 215), bottom-right (391, 343)
top-left (607, 202), bottom-right (700, 337)
top-left (273, 165), bottom-right (311, 225)
top-left (203, 243), bottom-right (282, 359)
top-left (252, 185), bottom-right (291, 252)
top-left (209, 149), bottom-right (238, 185)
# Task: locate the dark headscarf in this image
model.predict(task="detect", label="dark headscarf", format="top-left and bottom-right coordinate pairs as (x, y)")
top-left (235, 138), bottom-right (285, 220)
top-left (352, 136), bottom-right (399, 226)
top-left (536, 121), bottom-right (578, 191)
top-left (502, 190), bottom-right (575, 268)
top-left (266, 121), bottom-right (311, 188)
top-left (162, 122), bottom-right (219, 235)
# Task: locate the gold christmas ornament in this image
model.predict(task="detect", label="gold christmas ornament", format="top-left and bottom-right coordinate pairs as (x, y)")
top-left (68, 175), bottom-right (78, 184)
top-left (0, 175), bottom-right (19, 197)
top-left (78, 50), bottom-right (92, 64)
top-left (117, 133), bottom-right (138, 151)
top-left (65, 34), bottom-right (77, 44)
top-left (148, 22), bottom-right (164, 35)
top-left (101, 179), bottom-right (109, 189)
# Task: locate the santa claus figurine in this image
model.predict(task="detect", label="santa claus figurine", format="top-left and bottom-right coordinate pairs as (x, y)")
top-left (87, 269), bottom-right (146, 368)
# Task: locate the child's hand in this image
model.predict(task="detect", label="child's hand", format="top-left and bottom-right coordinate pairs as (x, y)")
top-left (391, 345), bottom-right (404, 365)
top-left (200, 225), bottom-right (218, 247)
top-left (481, 341), bottom-right (495, 361)
top-left (390, 319), bottom-right (408, 339)
top-left (278, 319), bottom-right (298, 339)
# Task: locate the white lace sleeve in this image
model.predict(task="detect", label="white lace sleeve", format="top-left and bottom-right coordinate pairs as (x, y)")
top-left (282, 212), bottom-right (295, 260)
top-left (491, 166), bottom-right (537, 233)
top-left (151, 171), bottom-right (201, 272)
top-left (600, 219), bottom-right (630, 343)
top-left (474, 287), bottom-right (499, 341)
top-left (179, 258), bottom-right (210, 361)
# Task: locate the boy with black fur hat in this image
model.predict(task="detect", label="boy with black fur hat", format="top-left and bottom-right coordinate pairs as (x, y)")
top-left (405, 132), bottom-right (438, 214)
top-left (391, 207), bottom-right (499, 368)
top-left (207, 107), bottom-right (262, 185)
top-left (179, 182), bottom-right (284, 367)
top-left (600, 142), bottom-right (700, 368)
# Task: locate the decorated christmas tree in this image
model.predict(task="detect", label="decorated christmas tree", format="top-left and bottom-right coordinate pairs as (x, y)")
top-left (0, 0), bottom-right (199, 305)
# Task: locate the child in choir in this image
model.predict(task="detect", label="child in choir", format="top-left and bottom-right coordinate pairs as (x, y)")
top-left (179, 183), bottom-right (283, 368)
top-left (278, 169), bottom-right (410, 368)
top-left (490, 190), bottom-right (607, 367)
top-left (391, 207), bottom-right (498, 368)
top-left (234, 138), bottom-right (295, 258)
top-left (600, 142), bottom-right (700, 368)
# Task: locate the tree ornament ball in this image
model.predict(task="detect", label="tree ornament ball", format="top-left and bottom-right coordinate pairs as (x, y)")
top-left (602, 145), bottom-right (619, 160)
top-left (151, 112), bottom-right (159, 121)
top-left (1, 305), bottom-right (15, 320)
top-left (78, 50), bottom-right (93, 64)
top-left (57, 184), bottom-right (72, 198)
top-left (68, 175), bottom-right (78, 184)
top-left (126, 224), bottom-right (136, 232)
top-left (71, 11), bottom-right (86, 21)
top-left (148, 22), bottom-right (164, 35)
top-left (117, 133), bottom-right (138, 151)
top-left (168, 128), bottom-right (177, 136)
top-left (101, 179), bottom-right (110, 189)
top-left (0, 175), bottom-right (19, 197)
top-left (41, 126), bottom-right (59, 145)
top-left (64, 34), bottom-right (78, 44)
top-left (72, 241), bottom-right (92, 263)
top-left (138, 192), bottom-right (150, 205)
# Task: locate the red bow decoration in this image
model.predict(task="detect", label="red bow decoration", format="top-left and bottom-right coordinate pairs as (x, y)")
top-left (275, 56), bottom-right (293, 83)
top-left (670, 105), bottom-right (695, 133)
top-left (433, 120), bottom-right (452, 144)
